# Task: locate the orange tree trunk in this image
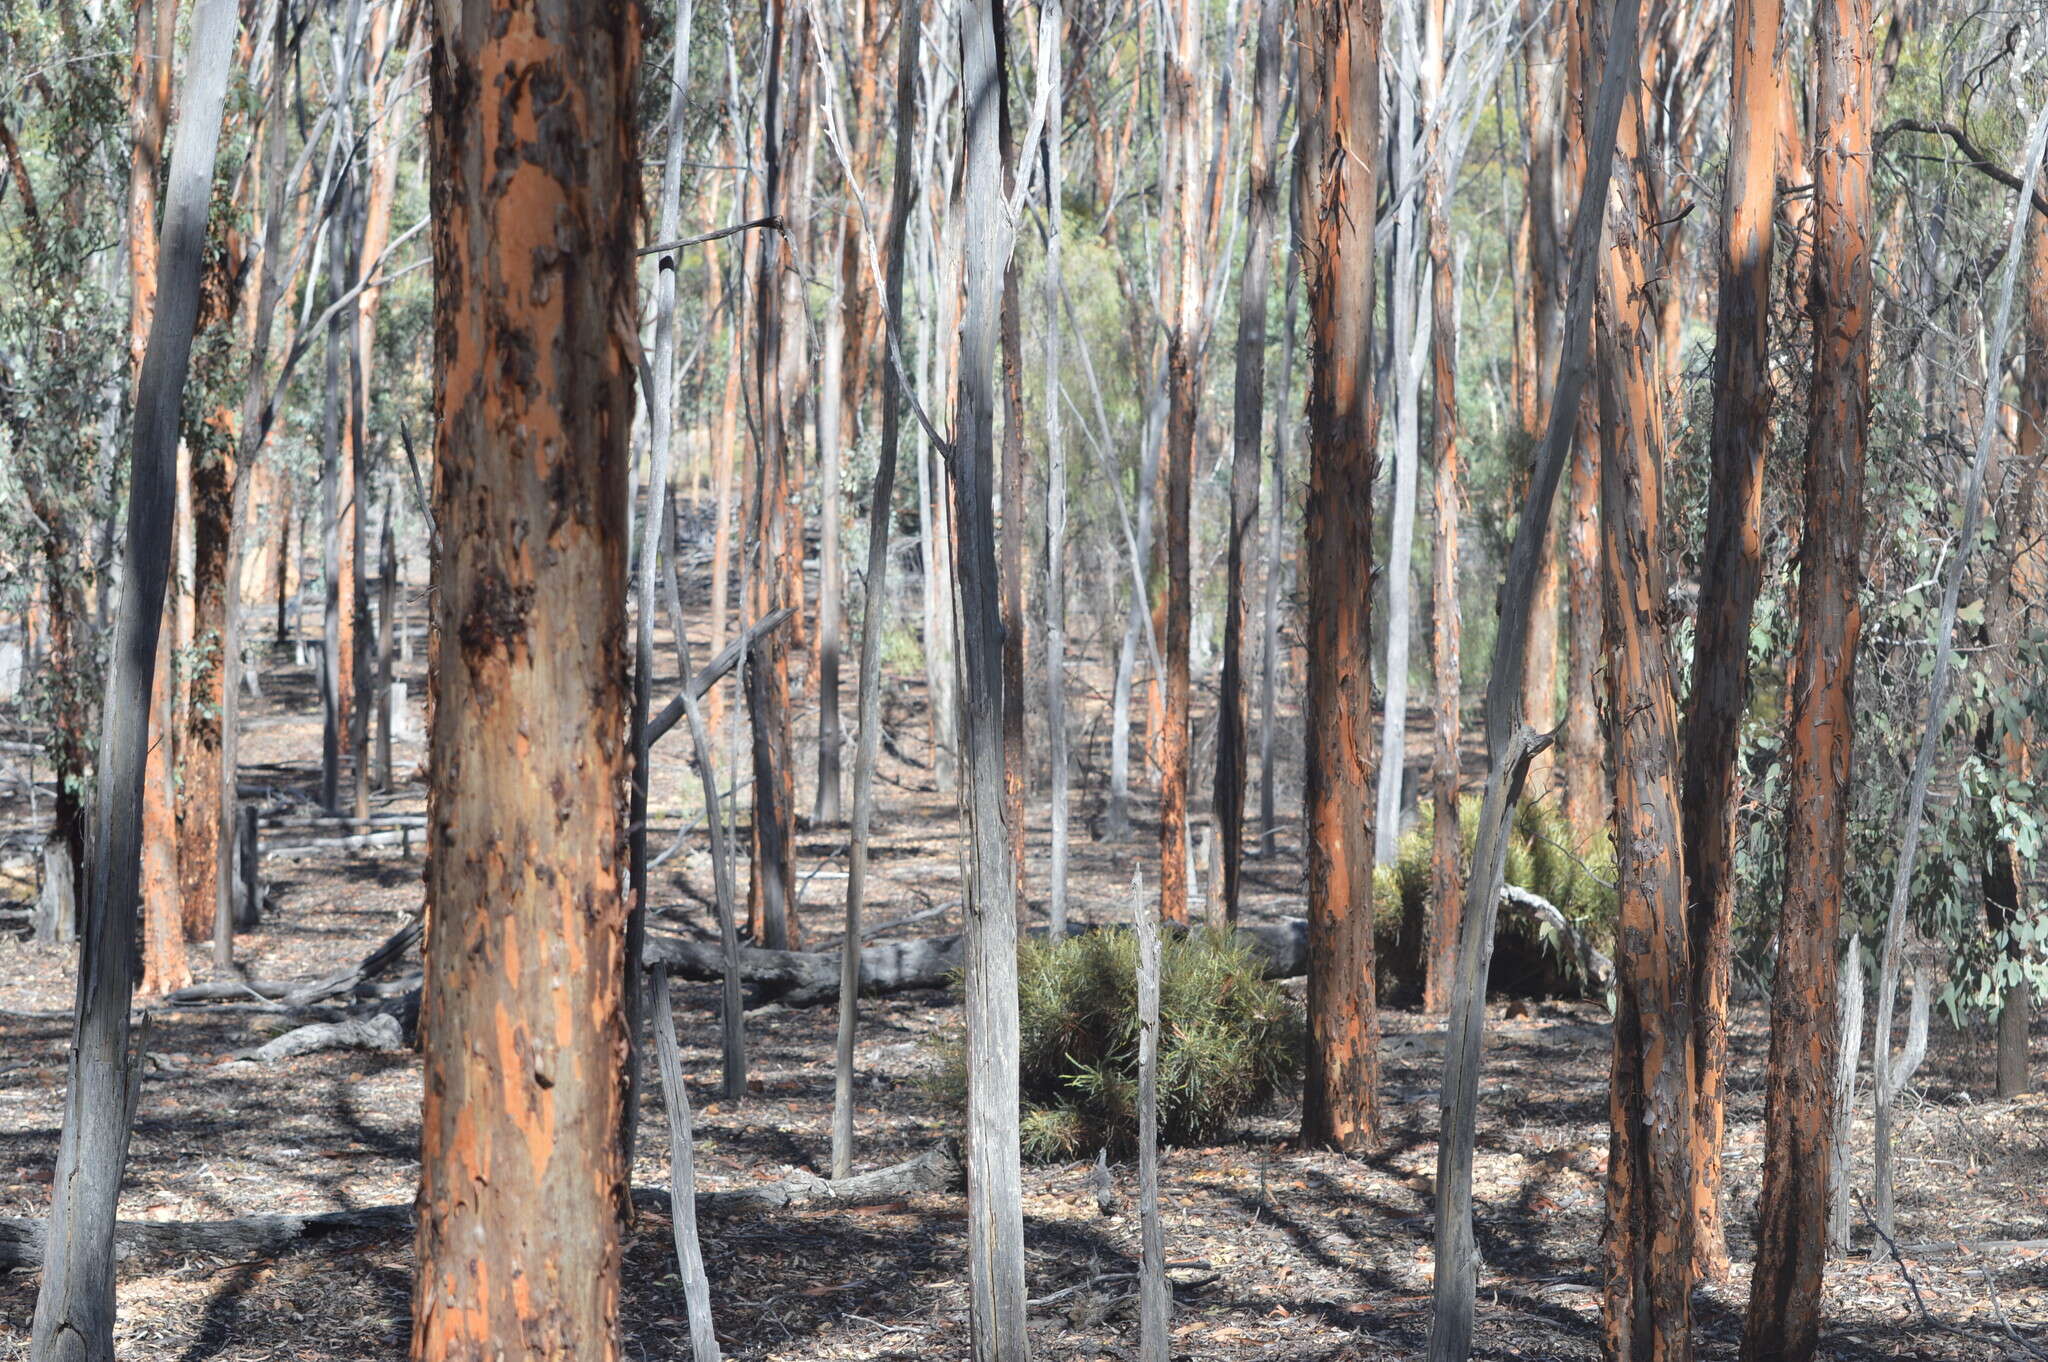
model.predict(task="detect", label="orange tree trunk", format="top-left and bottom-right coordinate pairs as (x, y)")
top-left (1677, 0), bottom-right (1780, 1281)
top-left (1593, 53), bottom-right (1696, 1358)
top-left (1298, 0), bottom-right (1382, 1153)
top-left (746, 0), bottom-right (807, 950)
top-left (412, 2), bottom-right (638, 1357)
top-left (1156, 0), bottom-right (1201, 926)
top-left (1741, 0), bottom-right (1872, 1352)
top-left (179, 244), bottom-right (242, 942)
top-left (140, 591), bottom-right (187, 996)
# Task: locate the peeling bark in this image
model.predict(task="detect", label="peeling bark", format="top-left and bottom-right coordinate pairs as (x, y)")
top-left (1741, 0), bottom-right (1873, 1349)
top-left (414, 2), bottom-right (639, 1357)
top-left (1298, 0), bottom-right (1383, 1154)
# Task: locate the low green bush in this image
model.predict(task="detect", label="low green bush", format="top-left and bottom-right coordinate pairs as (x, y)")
top-left (1375, 798), bottom-right (1618, 993)
top-left (929, 927), bottom-right (1304, 1161)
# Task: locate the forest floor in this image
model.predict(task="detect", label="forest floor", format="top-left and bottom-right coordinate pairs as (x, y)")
top-left (2, 569), bottom-right (2047, 1360)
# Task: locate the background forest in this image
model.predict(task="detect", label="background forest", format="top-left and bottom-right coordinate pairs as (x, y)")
top-left (0, 0), bottom-right (2044, 1356)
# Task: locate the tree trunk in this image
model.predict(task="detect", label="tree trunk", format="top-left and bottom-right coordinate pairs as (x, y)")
top-left (833, 0), bottom-right (924, 1179)
top-left (1298, 0), bottom-right (1383, 1154)
top-left (180, 425), bottom-right (234, 939)
top-left (1558, 0), bottom-right (1603, 851)
top-left (1042, 10), bottom-right (1071, 934)
top-left (1740, 0), bottom-right (1874, 1348)
top-left (1218, 0), bottom-right (1282, 925)
top-left (412, 2), bottom-right (637, 1355)
top-left (1593, 50), bottom-right (1696, 1355)
top-left (1374, 45), bottom-right (1425, 870)
top-left (627, 0), bottom-right (703, 1175)
top-left (1678, 0), bottom-right (1780, 1280)
top-left (746, 0), bottom-right (810, 950)
top-left (1156, 0), bottom-right (1202, 925)
top-left (375, 506), bottom-right (395, 789)
top-left (953, 0), bottom-right (1029, 1353)
top-left (31, 2), bottom-right (236, 1352)
top-left (995, 7), bottom-right (1030, 899)
top-left (814, 226), bottom-right (846, 826)
top-left (318, 163), bottom-right (355, 815)
top-left (1417, 0), bottom-right (1462, 1016)
top-left (141, 585), bottom-right (188, 996)
top-left (1428, 0), bottom-right (1640, 1348)
top-left (1257, 193), bottom-right (1301, 860)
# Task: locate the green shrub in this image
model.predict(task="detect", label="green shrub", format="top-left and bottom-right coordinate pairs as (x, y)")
top-left (930, 928), bottom-right (1304, 1161)
top-left (1376, 798), bottom-right (1618, 992)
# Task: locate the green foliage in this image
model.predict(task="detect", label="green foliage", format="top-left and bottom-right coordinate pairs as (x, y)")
top-left (1375, 798), bottom-right (1617, 991)
top-left (929, 927), bottom-right (1303, 1161)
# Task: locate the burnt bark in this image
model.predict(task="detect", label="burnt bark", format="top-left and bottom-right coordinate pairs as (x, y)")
top-left (1298, 0), bottom-right (1383, 1154)
top-left (1740, 0), bottom-right (1874, 1349)
top-left (1217, 0), bottom-right (1283, 926)
top-left (1157, 0), bottom-right (1202, 926)
top-left (1678, 0), bottom-right (1780, 1279)
top-left (1593, 56), bottom-right (1696, 1355)
top-left (413, 2), bottom-right (639, 1357)
top-left (954, 0), bottom-right (1029, 1349)
top-left (746, 0), bottom-right (809, 950)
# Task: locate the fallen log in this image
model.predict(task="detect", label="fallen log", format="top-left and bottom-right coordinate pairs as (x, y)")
top-left (0, 1141), bottom-right (961, 1270)
top-left (280, 916), bottom-right (422, 1007)
top-left (643, 888), bottom-right (1602, 1008)
top-left (229, 1012), bottom-right (406, 1064)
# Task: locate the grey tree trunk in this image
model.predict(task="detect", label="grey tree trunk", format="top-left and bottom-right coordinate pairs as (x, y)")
top-left (374, 505), bottom-right (394, 790)
top-left (651, 972), bottom-right (721, 1362)
top-left (217, 0), bottom-right (315, 967)
top-left (1257, 188), bottom-right (1301, 860)
top-left (953, 0), bottom-right (1028, 1351)
top-left (1041, 9), bottom-right (1069, 936)
top-left (1375, 40), bottom-right (1427, 867)
top-left (627, 0), bottom-right (702, 1171)
top-left (30, 0), bottom-right (237, 1354)
top-left (814, 221), bottom-right (846, 826)
top-left (833, 0), bottom-right (922, 1179)
top-left (1427, 0), bottom-right (1640, 1351)
top-left (1216, 0), bottom-right (1283, 920)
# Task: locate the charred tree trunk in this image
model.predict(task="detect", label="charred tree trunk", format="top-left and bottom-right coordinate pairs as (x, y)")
top-left (746, 0), bottom-right (809, 950)
top-left (953, 0), bottom-right (1029, 1352)
top-left (995, 6), bottom-right (1030, 899)
top-left (1218, 0), bottom-right (1283, 925)
top-left (1678, 0), bottom-right (1780, 1280)
top-left (375, 506), bottom-right (395, 790)
top-left (1593, 55), bottom-right (1696, 1356)
top-left (1157, 0), bottom-right (1202, 926)
top-left (412, 1), bottom-right (638, 1355)
top-left (1740, 0), bottom-right (1874, 1350)
top-left (1298, 0), bottom-right (1383, 1154)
